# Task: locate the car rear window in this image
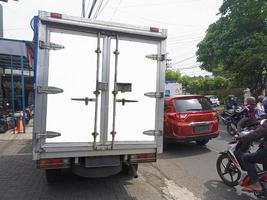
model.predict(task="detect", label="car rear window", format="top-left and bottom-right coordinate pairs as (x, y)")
top-left (174, 97), bottom-right (212, 112)
top-left (210, 96), bottom-right (217, 99)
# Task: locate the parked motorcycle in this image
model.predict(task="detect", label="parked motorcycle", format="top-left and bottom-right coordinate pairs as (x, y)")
top-left (216, 125), bottom-right (267, 198)
top-left (0, 101), bottom-right (16, 133)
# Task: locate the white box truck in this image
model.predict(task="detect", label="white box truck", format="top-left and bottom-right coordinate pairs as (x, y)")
top-left (32, 11), bottom-right (167, 182)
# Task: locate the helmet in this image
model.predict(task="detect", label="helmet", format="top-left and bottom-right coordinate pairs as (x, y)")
top-left (258, 95), bottom-right (264, 103)
top-left (246, 96), bottom-right (256, 105)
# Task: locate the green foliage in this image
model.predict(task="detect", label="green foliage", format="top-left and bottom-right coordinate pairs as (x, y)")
top-left (196, 0), bottom-right (267, 93)
top-left (165, 70), bottom-right (230, 93)
top-left (165, 70), bottom-right (181, 81)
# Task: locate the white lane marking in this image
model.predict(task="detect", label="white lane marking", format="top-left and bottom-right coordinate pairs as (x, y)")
top-left (161, 179), bottom-right (201, 200)
top-left (206, 145), bottom-right (220, 153)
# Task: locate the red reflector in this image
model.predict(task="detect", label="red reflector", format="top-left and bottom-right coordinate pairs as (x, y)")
top-left (131, 153), bottom-right (157, 163)
top-left (37, 158), bottom-right (70, 169)
top-left (51, 12), bottom-right (62, 19)
top-left (150, 27), bottom-right (159, 32)
top-left (50, 158), bottom-right (63, 164)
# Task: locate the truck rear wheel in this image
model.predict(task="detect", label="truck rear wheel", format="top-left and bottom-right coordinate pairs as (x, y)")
top-left (122, 164), bottom-right (138, 178)
top-left (45, 169), bottom-right (62, 183)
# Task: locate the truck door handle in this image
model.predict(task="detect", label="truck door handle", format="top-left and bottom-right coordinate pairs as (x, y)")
top-left (71, 97), bottom-right (95, 105)
top-left (116, 98), bottom-right (138, 106)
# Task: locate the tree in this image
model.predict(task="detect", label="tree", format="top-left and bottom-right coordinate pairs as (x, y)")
top-left (197, 0), bottom-right (267, 94)
top-left (165, 69), bottom-right (181, 82)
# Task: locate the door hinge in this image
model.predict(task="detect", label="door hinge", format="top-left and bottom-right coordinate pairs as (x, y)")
top-left (145, 54), bottom-right (166, 61)
top-left (143, 130), bottom-right (163, 136)
top-left (36, 131), bottom-right (61, 139)
top-left (39, 41), bottom-right (65, 50)
top-left (144, 92), bottom-right (164, 98)
top-left (37, 86), bottom-right (63, 94)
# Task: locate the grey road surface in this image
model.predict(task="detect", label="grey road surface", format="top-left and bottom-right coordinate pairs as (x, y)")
top-left (0, 123), bottom-right (258, 200)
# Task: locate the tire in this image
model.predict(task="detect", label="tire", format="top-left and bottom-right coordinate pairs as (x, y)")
top-left (226, 123), bottom-right (237, 136)
top-left (196, 139), bottom-right (209, 146)
top-left (216, 153), bottom-right (241, 187)
top-left (0, 122), bottom-right (8, 133)
top-left (45, 169), bottom-right (62, 183)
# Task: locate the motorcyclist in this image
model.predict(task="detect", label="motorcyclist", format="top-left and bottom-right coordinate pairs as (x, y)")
top-left (235, 119), bottom-right (267, 192)
top-left (257, 95), bottom-right (265, 115)
top-left (237, 96), bottom-right (261, 132)
top-left (225, 95), bottom-right (240, 110)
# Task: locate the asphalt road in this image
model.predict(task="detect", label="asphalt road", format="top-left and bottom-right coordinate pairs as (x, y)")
top-left (156, 122), bottom-right (257, 200)
top-left (0, 123), bottom-right (259, 200)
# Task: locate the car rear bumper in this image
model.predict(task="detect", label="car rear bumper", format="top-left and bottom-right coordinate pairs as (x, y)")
top-left (165, 132), bottom-right (219, 142)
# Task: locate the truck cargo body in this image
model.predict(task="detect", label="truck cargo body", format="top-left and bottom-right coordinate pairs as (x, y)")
top-left (32, 11), bottom-right (167, 181)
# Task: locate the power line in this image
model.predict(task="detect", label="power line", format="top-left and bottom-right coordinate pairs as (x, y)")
top-left (85, 0), bottom-right (92, 17)
top-left (168, 37), bottom-right (203, 45)
top-left (171, 55), bottom-right (196, 66)
top-left (88, 0), bottom-right (98, 18)
top-left (175, 64), bottom-right (200, 70)
top-left (93, 0), bottom-right (104, 19)
top-left (110, 0), bottom-right (201, 8)
top-left (113, 9), bottom-right (203, 28)
top-left (110, 0), bottom-right (122, 21)
top-left (94, 0), bottom-right (110, 19)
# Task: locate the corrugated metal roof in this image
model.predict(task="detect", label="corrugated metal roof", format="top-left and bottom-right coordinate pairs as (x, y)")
top-left (0, 38), bottom-right (33, 70)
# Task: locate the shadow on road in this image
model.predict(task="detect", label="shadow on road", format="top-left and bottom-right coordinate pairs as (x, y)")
top-left (160, 142), bottom-right (211, 159)
top-left (0, 154), bottom-right (139, 200)
top-left (203, 180), bottom-right (256, 200)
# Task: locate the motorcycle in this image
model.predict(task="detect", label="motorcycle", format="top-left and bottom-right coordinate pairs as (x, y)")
top-left (0, 102), bottom-right (16, 133)
top-left (218, 106), bottom-right (245, 136)
top-left (216, 124), bottom-right (267, 198)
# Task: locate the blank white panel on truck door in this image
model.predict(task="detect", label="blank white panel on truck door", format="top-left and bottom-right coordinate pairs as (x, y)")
top-left (46, 32), bottom-right (101, 143)
top-left (108, 40), bottom-right (157, 141)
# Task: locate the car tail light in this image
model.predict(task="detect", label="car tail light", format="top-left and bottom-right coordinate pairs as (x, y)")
top-left (50, 12), bottom-right (62, 19)
top-left (150, 27), bottom-right (159, 32)
top-left (37, 158), bottom-right (70, 169)
top-left (130, 153), bottom-right (157, 163)
top-left (212, 112), bottom-right (219, 120)
top-left (177, 113), bottom-right (188, 119)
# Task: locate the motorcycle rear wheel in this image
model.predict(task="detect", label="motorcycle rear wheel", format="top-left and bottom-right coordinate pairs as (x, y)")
top-left (226, 123), bottom-right (237, 136)
top-left (216, 153), bottom-right (241, 187)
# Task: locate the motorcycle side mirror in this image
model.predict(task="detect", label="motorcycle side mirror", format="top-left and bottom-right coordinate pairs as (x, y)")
top-left (260, 119), bottom-right (266, 125)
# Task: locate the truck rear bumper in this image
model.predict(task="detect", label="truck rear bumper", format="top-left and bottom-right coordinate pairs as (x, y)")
top-left (34, 141), bottom-right (158, 160)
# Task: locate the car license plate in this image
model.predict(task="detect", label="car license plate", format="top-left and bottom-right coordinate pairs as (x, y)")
top-left (194, 125), bottom-right (209, 133)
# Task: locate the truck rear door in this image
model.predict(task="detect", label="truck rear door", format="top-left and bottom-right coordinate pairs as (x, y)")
top-left (33, 11), bottom-right (167, 160)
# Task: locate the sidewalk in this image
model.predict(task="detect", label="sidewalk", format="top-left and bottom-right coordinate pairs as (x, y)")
top-left (0, 121), bottom-right (32, 156)
top-left (0, 120), bottom-right (33, 141)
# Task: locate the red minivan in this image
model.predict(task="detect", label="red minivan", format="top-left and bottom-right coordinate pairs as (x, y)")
top-left (164, 95), bottom-right (219, 145)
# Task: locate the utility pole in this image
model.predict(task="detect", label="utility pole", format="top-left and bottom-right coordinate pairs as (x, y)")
top-left (166, 58), bottom-right (172, 69)
top-left (82, 0), bottom-right (85, 18)
top-left (0, 4), bottom-right (3, 38)
top-left (0, 4), bottom-right (3, 101)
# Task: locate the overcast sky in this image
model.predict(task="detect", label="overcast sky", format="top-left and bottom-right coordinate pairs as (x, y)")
top-left (1, 0), bottom-right (223, 76)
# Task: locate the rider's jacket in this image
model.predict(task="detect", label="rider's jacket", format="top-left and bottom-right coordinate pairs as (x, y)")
top-left (239, 120), bottom-right (267, 149)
